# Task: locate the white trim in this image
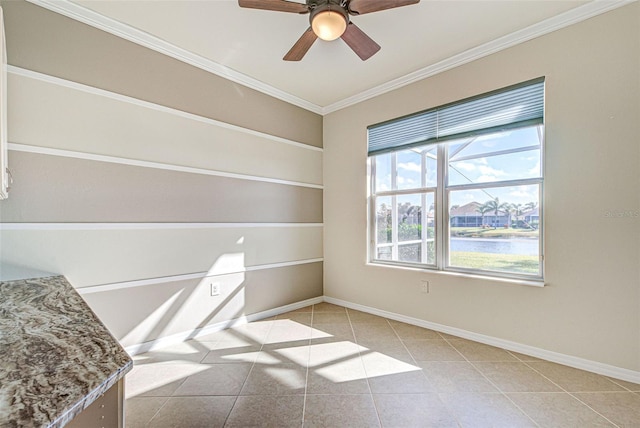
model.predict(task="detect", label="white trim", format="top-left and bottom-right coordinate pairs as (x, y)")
top-left (323, 296), bottom-right (640, 385)
top-left (25, 1), bottom-right (633, 116)
top-left (8, 143), bottom-right (324, 190)
top-left (124, 296), bottom-right (324, 355)
top-left (322, 0), bottom-right (635, 114)
top-left (25, 0), bottom-right (323, 115)
top-left (0, 222), bottom-right (323, 231)
top-left (76, 258), bottom-right (324, 295)
top-left (8, 66), bottom-right (322, 153)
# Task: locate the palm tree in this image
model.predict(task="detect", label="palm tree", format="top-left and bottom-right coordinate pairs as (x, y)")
top-left (476, 204), bottom-right (492, 228)
top-left (510, 203), bottom-right (523, 228)
top-left (484, 197), bottom-right (510, 228)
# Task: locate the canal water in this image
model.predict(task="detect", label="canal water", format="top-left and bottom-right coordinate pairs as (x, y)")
top-left (450, 238), bottom-right (539, 256)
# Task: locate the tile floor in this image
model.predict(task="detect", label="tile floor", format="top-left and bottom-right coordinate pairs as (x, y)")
top-left (125, 303), bottom-right (640, 427)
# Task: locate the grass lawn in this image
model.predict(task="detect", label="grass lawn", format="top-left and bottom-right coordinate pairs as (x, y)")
top-left (450, 227), bottom-right (538, 239)
top-left (450, 251), bottom-right (539, 274)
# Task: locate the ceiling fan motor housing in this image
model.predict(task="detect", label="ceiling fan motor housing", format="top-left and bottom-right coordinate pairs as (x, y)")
top-left (309, 0), bottom-right (349, 25)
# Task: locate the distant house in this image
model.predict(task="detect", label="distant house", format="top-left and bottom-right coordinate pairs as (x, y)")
top-left (522, 208), bottom-right (539, 228)
top-left (450, 202), bottom-right (509, 227)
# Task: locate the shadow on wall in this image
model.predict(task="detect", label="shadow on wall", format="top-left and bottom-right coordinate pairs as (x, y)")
top-left (84, 236), bottom-right (250, 349)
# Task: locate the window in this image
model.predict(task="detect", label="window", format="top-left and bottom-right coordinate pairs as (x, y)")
top-left (368, 79), bottom-right (544, 280)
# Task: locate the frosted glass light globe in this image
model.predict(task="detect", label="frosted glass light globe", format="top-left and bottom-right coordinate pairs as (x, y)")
top-left (312, 10), bottom-right (347, 41)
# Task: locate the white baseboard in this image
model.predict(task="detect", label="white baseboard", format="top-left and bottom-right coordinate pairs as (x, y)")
top-left (124, 296), bottom-right (323, 356)
top-left (323, 296), bottom-right (640, 385)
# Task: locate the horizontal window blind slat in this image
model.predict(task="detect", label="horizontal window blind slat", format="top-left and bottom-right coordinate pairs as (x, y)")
top-left (368, 78), bottom-right (544, 156)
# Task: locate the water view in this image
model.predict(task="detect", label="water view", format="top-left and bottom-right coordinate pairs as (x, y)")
top-left (450, 237), bottom-right (539, 256)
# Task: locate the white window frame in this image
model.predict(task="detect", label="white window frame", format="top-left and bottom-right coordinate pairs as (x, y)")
top-left (367, 80), bottom-right (545, 282)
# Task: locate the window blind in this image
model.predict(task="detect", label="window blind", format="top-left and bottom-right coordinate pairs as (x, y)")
top-left (368, 78), bottom-right (544, 156)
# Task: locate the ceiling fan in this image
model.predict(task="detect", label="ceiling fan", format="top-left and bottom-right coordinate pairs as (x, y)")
top-left (238, 0), bottom-right (420, 61)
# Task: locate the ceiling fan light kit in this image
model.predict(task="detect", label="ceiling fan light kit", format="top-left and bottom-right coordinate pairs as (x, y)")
top-left (311, 6), bottom-right (348, 41)
top-left (238, 0), bottom-right (420, 61)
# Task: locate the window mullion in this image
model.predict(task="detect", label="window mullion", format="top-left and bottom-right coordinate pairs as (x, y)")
top-left (436, 143), bottom-right (447, 270)
top-left (391, 153), bottom-right (398, 260)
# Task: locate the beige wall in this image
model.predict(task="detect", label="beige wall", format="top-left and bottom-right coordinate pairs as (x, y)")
top-left (324, 4), bottom-right (640, 372)
top-left (0, 0), bottom-right (323, 348)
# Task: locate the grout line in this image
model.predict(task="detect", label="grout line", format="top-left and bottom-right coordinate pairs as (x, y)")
top-left (301, 306), bottom-right (314, 427)
top-left (341, 308), bottom-right (383, 427)
top-left (438, 337), bottom-right (542, 428)
top-left (520, 361), bottom-right (623, 428)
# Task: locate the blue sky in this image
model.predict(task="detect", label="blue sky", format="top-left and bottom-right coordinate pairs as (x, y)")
top-left (374, 125), bottom-right (542, 210)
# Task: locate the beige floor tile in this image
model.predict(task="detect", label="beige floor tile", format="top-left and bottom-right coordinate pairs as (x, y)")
top-left (347, 309), bottom-right (389, 323)
top-left (193, 333), bottom-right (254, 348)
top-left (172, 363), bottom-right (252, 396)
top-left (307, 361), bottom-right (370, 394)
top-left (265, 322), bottom-right (313, 344)
top-left (573, 392), bottom-right (640, 427)
top-left (310, 322), bottom-right (356, 342)
top-left (308, 340), bottom-right (363, 365)
top-left (367, 369), bottom-right (434, 394)
top-left (227, 321), bottom-right (274, 344)
top-left (358, 339), bottom-right (415, 363)
top-left (439, 392), bottom-right (535, 427)
top-left (352, 322), bottom-right (398, 342)
top-left (313, 311), bottom-right (350, 324)
top-left (388, 321), bottom-right (442, 340)
top-left (276, 311), bottom-right (313, 325)
top-left (304, 394), bottom-right (380, 427)
top-left (125, 397), bottom-right (168, 428)
top-left (226, 395), bottom-right (304, 428)
top-left (123, 304), bottom-right (638, 428)
top-left (527, 361), bottom-right (625, 392)
top-left (418, 361), bottom-right (498, 393)
top-left (126, 363), bottom-right (205, 398)
top-left (506, 351), bottom-right (545, 362)
top-left (403, 339), bottom-right (465, 362)
top-left (448, 339), bottom-right (518, 362)
top-left (507, 392), bottom-right (615, 427)
top-left (200, 342), bottom-right (261, 364)
top-left (437, 331), bottom-right (464, 340)
top-left (146, 396), bottom-right (235, 428)
top-left (307, 341), bottom-right (368, 393)
top-left (374, 393), bottom-right (458, 428)
top-left (607, 376), bottom-right (640, 391)
top-left (313, 302), bottom-right (347, 312)
top-left (240, 363), bottom-right (306, 395)
top-left (132, 341), bottom-right (216, 365)
top-left (360, 348), bottom-right (430, 394)
top-left (473, 362), bottom-right (562, 392)
top-left (259, 342), bottom-right (311, 366)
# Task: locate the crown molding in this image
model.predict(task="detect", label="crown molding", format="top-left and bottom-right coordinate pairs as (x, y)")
top-left (25, 0), bottom-right (324, 115)
top-left (27, 0), bottom-right (634, 116)
top-left (321, 0), bottom-right (635, 114)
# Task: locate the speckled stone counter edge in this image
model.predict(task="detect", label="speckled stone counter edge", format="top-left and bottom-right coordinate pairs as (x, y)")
top-left (0, 275), bottom-right (133, 428)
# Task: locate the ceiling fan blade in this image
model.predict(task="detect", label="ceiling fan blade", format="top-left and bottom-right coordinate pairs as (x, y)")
top-left (341, 23), bottom-right (381, 61)
top-left (284, 27), bottom-right (318, 61)
top-left (348, 0), bottom-right (419, 15)
top-left (238, 0), bottom-right (309, 14)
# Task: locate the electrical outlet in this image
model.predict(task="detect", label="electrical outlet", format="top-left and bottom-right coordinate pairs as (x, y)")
top-left (420, 280), bottom-right (429, 294)
top-left (210, 282), bottom-right (221, 296)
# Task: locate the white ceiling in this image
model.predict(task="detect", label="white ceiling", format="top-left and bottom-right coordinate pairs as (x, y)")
top-left (37, 0), bottom-right (628, 114)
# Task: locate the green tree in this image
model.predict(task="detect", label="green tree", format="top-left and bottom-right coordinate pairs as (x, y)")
top-left (483, 197), bottom-right (510, 228)
top-left (476, 204), bottom-right (492, 227)
top-left (509, 203), bottom-right (523, 228)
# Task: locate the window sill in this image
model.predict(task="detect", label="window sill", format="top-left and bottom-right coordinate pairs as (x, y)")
top-left (366, 262), bottom-right (546, 288)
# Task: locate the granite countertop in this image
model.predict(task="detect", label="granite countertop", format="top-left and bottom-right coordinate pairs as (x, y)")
top-left (0, 276), bottom-right (132, 428)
